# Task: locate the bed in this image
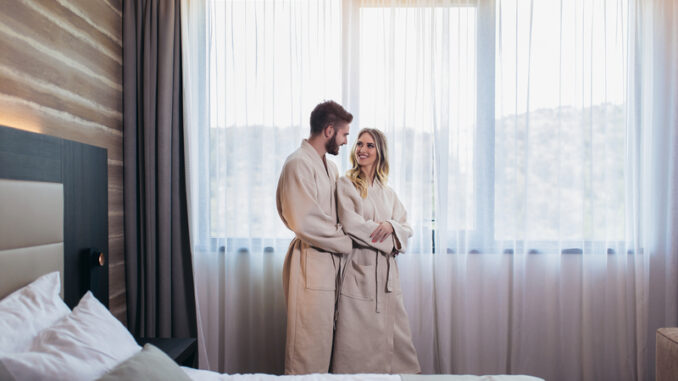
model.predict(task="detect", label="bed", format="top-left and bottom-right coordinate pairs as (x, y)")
top-left (0, 125), bottom-right (543, 381)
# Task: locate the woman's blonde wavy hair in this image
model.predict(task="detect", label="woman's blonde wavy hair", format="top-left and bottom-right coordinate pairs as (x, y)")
top-left (347, 128), bottom-right (390, 198)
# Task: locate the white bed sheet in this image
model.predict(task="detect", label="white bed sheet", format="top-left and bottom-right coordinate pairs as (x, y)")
top-left (180, 368), bottom-right (544, 381)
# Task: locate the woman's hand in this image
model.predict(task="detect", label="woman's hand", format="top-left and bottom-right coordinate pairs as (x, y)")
top-left (371, 221), bottom-right (394, 243)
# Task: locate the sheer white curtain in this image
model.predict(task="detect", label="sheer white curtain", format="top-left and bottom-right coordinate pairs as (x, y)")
top-left (630, 1), bottom-right (678, 380)
top-left (182, 0), bottom-right (677, 379)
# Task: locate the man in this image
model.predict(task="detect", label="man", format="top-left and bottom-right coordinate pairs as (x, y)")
top-left (276, 100), bottom-right (354, 374)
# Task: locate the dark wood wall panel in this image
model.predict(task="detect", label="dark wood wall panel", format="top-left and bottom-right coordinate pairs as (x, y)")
top-left (0, 1), bottom-right (122, 79)
top-left (67, 0), bottom-right (123, 44)
top-left (109, 185), bottom-right (124, 214)
top-left (0, 69), bottom-right (122, 129)
top-left (0, 97), bottom-right (122, 161)
top-left (0, 0), bottom-right (125, 324)
top-left (62, 139), bottom-right (109, 308)
top-left (0, 37), bottom-right (122, 114)
top-left (105, 0), bottom-right (123, 16)
top-left (28, 0), bottom-right (123, 61)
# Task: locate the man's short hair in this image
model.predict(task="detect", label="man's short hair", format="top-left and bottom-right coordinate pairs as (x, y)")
top-left (309, 100), bottom-right (353, 136)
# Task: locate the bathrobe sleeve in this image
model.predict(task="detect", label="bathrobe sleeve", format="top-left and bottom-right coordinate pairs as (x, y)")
top-left (387, 189), bottom-right (413, 253)
top-left (336, 177), bottom-right (395, 254)
top-left (276, 158), bottom-right (352, 255)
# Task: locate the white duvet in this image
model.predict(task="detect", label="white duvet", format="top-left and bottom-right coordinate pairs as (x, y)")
top-left (181, 368), bottom-right (544, 381)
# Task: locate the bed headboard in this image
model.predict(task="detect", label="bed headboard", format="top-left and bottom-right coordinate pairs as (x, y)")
top-left (0, 125), bottom-right (109, 308)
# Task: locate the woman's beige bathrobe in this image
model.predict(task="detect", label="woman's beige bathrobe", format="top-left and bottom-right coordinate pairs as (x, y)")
top-left (332, 176), bottom-right (421, 374)
top-left (276, 140), bottom-right (353, 375)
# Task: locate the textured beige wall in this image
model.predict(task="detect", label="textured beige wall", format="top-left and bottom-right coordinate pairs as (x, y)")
top-left (0, 0), bottom-right (126, 324)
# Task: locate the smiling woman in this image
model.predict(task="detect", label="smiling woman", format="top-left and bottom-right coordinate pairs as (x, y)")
top-left (333, 128), bottom-right (419, 374)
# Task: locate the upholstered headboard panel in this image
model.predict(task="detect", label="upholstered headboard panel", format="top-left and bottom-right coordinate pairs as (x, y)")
top-left (0, 125), bottom-right (108, 307)
top-left (0, 179), bottom-right (64, 299)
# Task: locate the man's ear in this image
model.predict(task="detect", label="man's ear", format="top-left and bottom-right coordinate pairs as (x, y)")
top-left (324, 124), bottom-right (335, 139)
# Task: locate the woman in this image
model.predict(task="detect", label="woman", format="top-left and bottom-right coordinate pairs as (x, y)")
top-left (332, 128), bottom-right (420, 374)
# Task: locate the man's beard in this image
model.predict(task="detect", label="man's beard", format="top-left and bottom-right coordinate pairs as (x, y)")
top-left (325, 130), bottom-right (340, 155)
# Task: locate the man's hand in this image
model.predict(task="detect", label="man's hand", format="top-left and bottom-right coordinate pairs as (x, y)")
top-left (371, 221), bottom-right (394, 243)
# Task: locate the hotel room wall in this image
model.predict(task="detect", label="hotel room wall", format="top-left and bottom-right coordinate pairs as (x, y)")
top-left (0, 0), bottom-right (125, 324)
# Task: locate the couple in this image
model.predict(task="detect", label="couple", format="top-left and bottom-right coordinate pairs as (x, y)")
top-left (276, 100), bottom-right (420, 375)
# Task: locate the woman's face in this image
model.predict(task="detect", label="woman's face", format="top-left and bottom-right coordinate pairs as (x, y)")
top-left (355, 132), bottom-right (377, 168)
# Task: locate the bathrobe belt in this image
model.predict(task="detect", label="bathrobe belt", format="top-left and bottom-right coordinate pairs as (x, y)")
top-left (375, 251), bottom-right (395, 313)
top-left (333, 253), bottom-right (344, 330)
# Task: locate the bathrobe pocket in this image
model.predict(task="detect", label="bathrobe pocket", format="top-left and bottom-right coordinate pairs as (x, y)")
top-left (341, 262), bottom-right (375, 301)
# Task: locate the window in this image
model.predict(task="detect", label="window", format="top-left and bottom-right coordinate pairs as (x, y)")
top-left (205, 0), bottom-right (630, 256)
top-left (353, 0), bottom-right (629, 254)
top-left (206, 0), bottom-right (343, 254)
top-left (492, 0), bottom-right (628, 253)
top-left (353, 0), bottom-right (485, 253)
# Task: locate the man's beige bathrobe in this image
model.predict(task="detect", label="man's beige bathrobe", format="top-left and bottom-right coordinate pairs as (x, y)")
top-left (332, 176), bottom-right (421, 374)
top-left (276, 140), bottom-right (353, 375)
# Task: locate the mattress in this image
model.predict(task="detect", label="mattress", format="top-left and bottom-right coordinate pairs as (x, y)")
top-left (181, 368), bottom-right (545, 381)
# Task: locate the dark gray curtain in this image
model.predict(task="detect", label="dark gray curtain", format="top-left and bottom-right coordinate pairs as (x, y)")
top-left (122, 0), bottom-right (196, 339)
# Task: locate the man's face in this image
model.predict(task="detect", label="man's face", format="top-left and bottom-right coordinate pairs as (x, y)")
top-left (325, 122), bottom-right (350, 156)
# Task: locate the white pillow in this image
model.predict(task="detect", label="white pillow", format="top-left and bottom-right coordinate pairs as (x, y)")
top-left (0, 291), bottom-right (141, 381)
top-left (0, 271), bottom-right (70, 354)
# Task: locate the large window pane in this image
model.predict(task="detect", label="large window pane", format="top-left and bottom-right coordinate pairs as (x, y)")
top-left (359, 5), bottom-right (478, 251)
top-left (208, 0), bottom-right (342, 241)
top-left (494, 0), bottom-right (628, 244)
